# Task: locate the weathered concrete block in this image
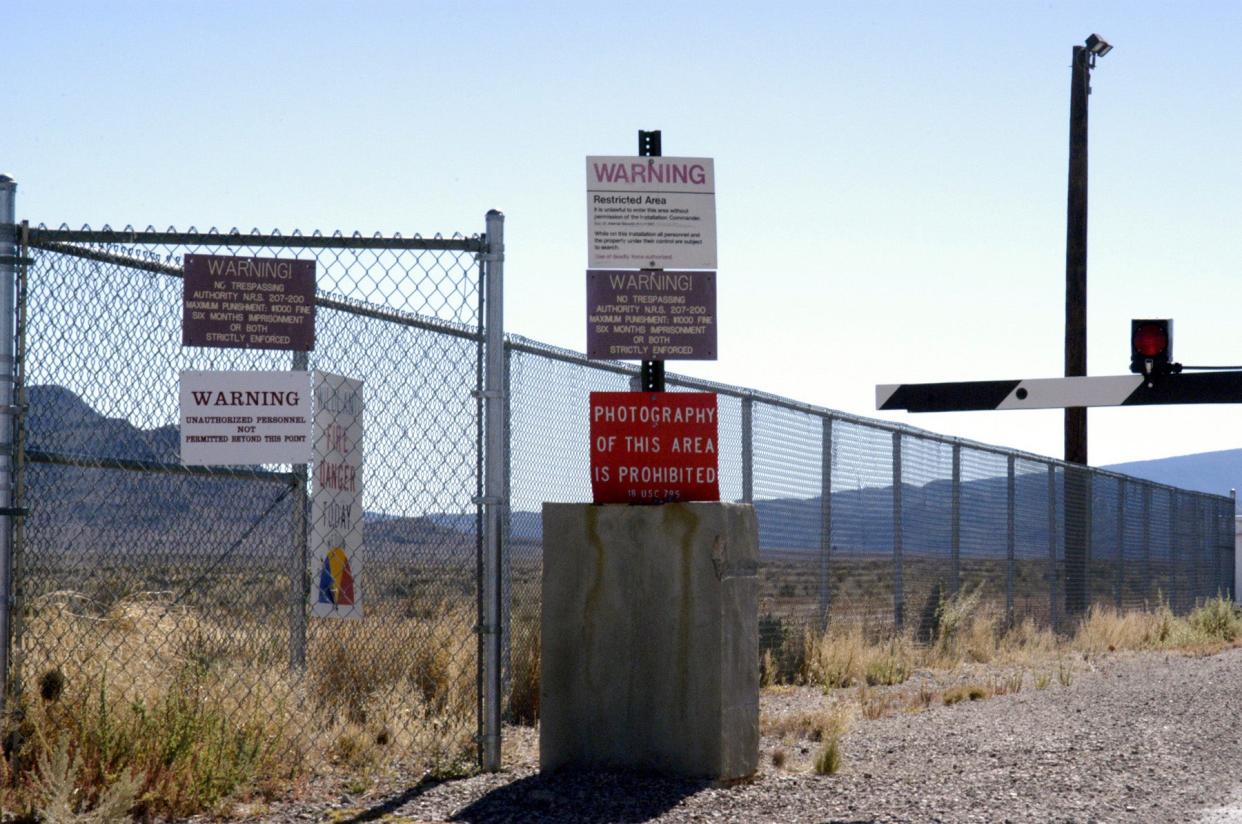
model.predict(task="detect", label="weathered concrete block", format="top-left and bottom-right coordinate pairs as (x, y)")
top-left (540, 502), bottom-right (759, 781)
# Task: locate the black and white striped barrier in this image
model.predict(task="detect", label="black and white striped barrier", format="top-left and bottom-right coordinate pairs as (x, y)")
top-left (876, 371), bottom-right (1242, 413)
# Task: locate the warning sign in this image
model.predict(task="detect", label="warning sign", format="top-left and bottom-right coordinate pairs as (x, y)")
top-left (182, 254), bottom-right (316, 351)
top-left (587, 269), bottom-right (716, 361)
top-left (589, 391), bottom-right (720, 504)
top-left (586, 156), bottom-right (716, 270)
top-left (310, 372), bottom-right (364, 619)
top-left (179, 370), bottom-right (311, 466)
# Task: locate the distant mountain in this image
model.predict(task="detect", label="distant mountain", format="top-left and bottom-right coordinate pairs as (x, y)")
top-left (1103, 449), bottom-right (1242, 499)
top-left (26, 383), bottom-right (1235, 568)
top-left (21, 385), bottom-right (475, 565)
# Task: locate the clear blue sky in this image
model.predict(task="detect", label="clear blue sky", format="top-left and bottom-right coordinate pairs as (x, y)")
top-left (5, 1), bottom-right (1242, 466)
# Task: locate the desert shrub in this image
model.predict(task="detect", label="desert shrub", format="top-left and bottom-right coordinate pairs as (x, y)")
top-left (813, 735), bottom-right (842, 775)
top-left (933, 582), bottom-right (983, 653)
top-left (757, 614), bottom-right (807, 685)
top-left (943, 684), bottom-right (989, 705)
top-left (1188, 595), bottom-right (1242, 642)
top-left (864, 637), bottom-right (912, 687)
top-left (857, 685), bottom-right (894, 720)
top-left (808, 622), bottom-right (867, 689)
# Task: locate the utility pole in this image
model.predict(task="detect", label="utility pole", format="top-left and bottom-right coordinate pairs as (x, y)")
top-left (1064, 43), bottom-right (1090, 466)
top-left (1064, 34), bottom-right (1111, 616)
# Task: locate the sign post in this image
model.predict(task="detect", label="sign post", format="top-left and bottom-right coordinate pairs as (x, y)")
top-left (547, 133), bottom-right (756, 782)
top-left (585, 131), bottom-right (721, 503)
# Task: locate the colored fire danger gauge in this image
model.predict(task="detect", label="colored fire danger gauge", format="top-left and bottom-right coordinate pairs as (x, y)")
top-left (310, 372), bottom-right (364, 619)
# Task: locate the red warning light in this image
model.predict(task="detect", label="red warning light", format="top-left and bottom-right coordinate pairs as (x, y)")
top-left (1133, 323), bottom-right (1168, 358)
top-left (1130, 319), bottom-right (1174, 376)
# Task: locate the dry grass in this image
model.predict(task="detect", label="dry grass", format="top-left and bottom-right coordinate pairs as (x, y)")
top-left (770, 593), bottom-right (1242, 736)
top-left (803, 623), bottom-right (918, 689)
top-left (762, 703), bottom-right (851, 742)
top-left (796, 594), bottom-right (1242, 695)
top-left (943, 684), bottom-right (990, 705)
top-left (813, 735), bottom-right (842, 775)
top-left (1, 590), bottom-right (479, 820)
top-left (7, 579), bottom-right (1239, 817)
top-left (508, 611), bottom-right (541, 726)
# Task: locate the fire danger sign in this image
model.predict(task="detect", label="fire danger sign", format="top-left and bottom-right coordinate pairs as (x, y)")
top-left (589, 391), bottom-right (720, 504)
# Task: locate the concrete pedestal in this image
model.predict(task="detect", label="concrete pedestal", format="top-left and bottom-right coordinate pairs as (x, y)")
top-left (539, 502), bottom-right (759, 781)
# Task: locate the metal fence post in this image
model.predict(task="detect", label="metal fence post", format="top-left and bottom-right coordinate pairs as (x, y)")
top-left (1187, 497), bottom-right (1197, 606)
top-left (500, 342), bottom-right (513, 715)
top-left (290, 349), bottom-right (309, 671)
top-left (819, 416), bottom-right (832, 628)
top-left (741, 396), bottom-right (753, 504)
top-left (1142, 485), bottom-right (1152, 605)
top-left (1171, 491), bottom-right (1183, 610)
top-left (1115, 479), bottom-right (1125, 609)
top-left (1006, 455), bottom-right (1015, 627)
top-left (1215, 497), bottom-right (1225, 598)
top-left (1047, 464), bottom-right (1059, 630)
top-left (1229, 490), bottom-right (1237, 600)
top-left (951, 443), bottom-right (961, 596)
top-left (0, 176), bottom-right (17, 710)
top-left (892, 431), bottom-right (904, 630)
top-left (481, 210), bottom-right (505, 772)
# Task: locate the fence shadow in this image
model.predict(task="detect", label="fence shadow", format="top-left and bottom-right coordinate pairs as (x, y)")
top-left (447, 768), bottom-right (710, 823)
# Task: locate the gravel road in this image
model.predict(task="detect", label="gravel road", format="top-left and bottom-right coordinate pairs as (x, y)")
top-left (257, 646), bottom-right (1242, 823)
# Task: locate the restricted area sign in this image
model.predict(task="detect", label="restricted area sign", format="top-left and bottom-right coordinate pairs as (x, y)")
top-left (183, 254), bottom-right (316, 351)
top-left (587, 270), bottom-right (716, 361)
top-left (586, 156), bottom-right (716, 269)
top-left (589, 391), bottom-right (720, 504)
top-left (179, 370), bottom-right (311, 465)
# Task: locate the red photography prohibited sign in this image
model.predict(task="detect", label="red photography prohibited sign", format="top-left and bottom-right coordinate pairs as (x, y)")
top-left (589, 391), bottom-right (720, 504)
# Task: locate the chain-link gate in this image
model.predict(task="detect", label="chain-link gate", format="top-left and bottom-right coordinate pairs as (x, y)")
top-left (4, 216), bottom-right (505, 781)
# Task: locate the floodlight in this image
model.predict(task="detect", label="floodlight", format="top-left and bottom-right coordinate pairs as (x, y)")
top-left (1085, 34), bottom-right (1112, 57)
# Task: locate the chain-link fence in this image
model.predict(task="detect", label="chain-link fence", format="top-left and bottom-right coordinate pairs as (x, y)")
top-left (505, 336), bottom-right (1236, 676)
top-left (1, 208), bottom-right (1235, 787)
top-left (10, 223), bottom-right (492, 776)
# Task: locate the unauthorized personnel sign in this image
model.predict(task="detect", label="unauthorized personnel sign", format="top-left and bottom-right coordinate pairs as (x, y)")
top-left (586, 156), bottom-right (716, 270)
top-left (179, 370), bottom-right (311, 465)
top-left (587, 270), bottom-right (716, 361)
top-left (589, 391), bottom-right (720, 504)
top-left (183, 254), bottom-right (316, 351)
top-left (311, 372), bottom-right (364, 619)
